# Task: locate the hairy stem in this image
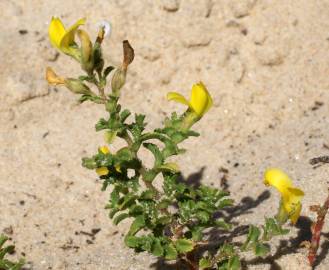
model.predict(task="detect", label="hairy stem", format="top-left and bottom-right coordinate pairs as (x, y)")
top-left (308, 190), bottom-right (329, 266)
top-left (139, 165), bottom-right (160, 195)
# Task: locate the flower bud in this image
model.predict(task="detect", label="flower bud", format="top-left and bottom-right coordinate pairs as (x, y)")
top-left (111, 67), bottom-right (126, 96)
top-left (46, 67), bottom-right (65, 85)
top-left (64, 78), bottom-right (92, 95)
top-left (93, 43), bottom-right (104, 75)
top-left (77, 29), bottom-right (93, 73)
top-left (96, 21), bottom-right (111, 44)
top-left (104, 130), bottom-right (117, 144)
top-left (122, 40), bottom-right (134, 70)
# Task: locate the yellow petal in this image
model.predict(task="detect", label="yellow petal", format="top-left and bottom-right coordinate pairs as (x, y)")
top-left (202, 82), bottom-right (213, 114)
top-left (45, 67), bottom-right (65, 85)
top-left (287, 187), bottom-right (305, 198)
top-left (264, 168), bottom-right (293, 195)
top-left (189, 82), bottom-right (213, 116)
top-left (96, 167), bottom-right (109, 176)
top-left (167, 92), bottom-right (190, 107)
top-left (99, 146), bottom-right (110, 154)
top-left (60, 18), bottom-right (86, 54)
top-left (49, 17), bottom-right (66, 49)
top-left (283, 187), bottom-right (304, 213)
top-left (115, 164), bottom-right (122, 173)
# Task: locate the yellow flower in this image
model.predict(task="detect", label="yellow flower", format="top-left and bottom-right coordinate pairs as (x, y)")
top-left (99, 146), bottom-right (110, 154)
top-left (95, 146), bottom-right (110, 176)
top-left (96, 146), bottom-right (121, 174)
top-left (167, 82), bottom-right (213, 117)
top-left (96, 167), bottom-right (109, 176)
top-left (48, 17), bottom-right (85, 57)
top-left (264, 168), bottom-right (304, 224)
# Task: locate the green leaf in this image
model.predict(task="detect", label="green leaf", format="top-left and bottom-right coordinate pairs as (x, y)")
top-left (0, 235), bottom-right (24, 269)
top-left (158, 163), bottom-right (180, 173)
top-left (151, 239), bottom-right (164, 257)
top-left (143, 143), bottom-right (163, 167)
top-left (140, 190), bottom-right (156, 200)
top-left (215, 219), bottom-right (232, 230)
top-left (162, 140), bottom-right (179, 158)
top-left (120, 109), bottom-right (131, 122)
top-left (157, 199), bottom-right (171, 210)
top-left (78, 94), bottom-right (103, 104)
top-left (196, 210), bottom-right (210, 223)
top-left (108, 208), bottom-right (119, 219)
top-left (218, 198), bottom-right (234, 208)
top-left (175, 239), bottom-right (195, 253)
top-left (242, 225), bottom-right (260, 250)
top-left (128, 215), bottom-right (146, 235)
top-left (128, 205), bottom-right (143, 216)
top-left (124, 235), bottom-right (140, 248)
top-left (143, 169), bottom-right (158, 182)
top-left (171, 132), bottom-right (186, 143)
top-left (135, 114), bottom-right (146, 127)
top-left (227, 255), bottom-right (241, 270)
top-left (81, 157), bottom-right (97, 169)
top-left (254, 243), bottom-right (270, 257)
top-left (187, 130), bottom-right (200, 137)
top-left (119, 194), bottom-right (136, 210)
top-left (78, 75), bottom-right (92, 81)
top-left (157, 216), bottom-right (171, 225)
top-left (0, 235), bottom-right (7, 248)
top-left (263, 218), bottom-right (289, 240)
top-left (0, 245), bottom-right (14, 259)
top-left (117, 147), bottom-right (134, 162)
top-left (113, 213), bottom-right (130, 225)
top-left (191, 226), bottom-right (204, 241)
top-left (95, 118), bottom-right (109, 131)
top-left (199, 258), bottom-right (212, 269)
top-left (164, 243), bottom-right (178, 260)
top-left (111, 187), bottom-right (120, 205)
top-left (141, 237), bottom-right (153, 252)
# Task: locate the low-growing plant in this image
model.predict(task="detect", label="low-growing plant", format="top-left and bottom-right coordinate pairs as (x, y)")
top-left (0, 234), bottom-right (24, 270)
top-left (46, 17), bottom-right (305, 269)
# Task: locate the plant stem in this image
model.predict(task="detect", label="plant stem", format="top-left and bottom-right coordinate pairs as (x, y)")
top-left (308, 190), bottom-right (329, 266)
top-left (184, 251), bottom-right (199, 270)
top-left (122, 130), bottom-right (133, 146)
top-left (90, 74), bottom-right (107, 101)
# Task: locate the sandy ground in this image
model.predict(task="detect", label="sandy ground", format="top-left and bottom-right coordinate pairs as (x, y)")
top-left (1, 0), bottom-right (329, 269)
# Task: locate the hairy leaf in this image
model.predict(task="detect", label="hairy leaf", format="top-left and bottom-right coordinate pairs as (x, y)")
top-left (175, 239), bottom-right (194, 253)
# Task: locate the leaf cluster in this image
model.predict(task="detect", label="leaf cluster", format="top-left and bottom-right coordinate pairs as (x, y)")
top-left (82, 99), bottom-right (235, 265)
top-left (0, 235), bottom-right (24, 270)
top-left (242, 218), bottom-right (289, 256)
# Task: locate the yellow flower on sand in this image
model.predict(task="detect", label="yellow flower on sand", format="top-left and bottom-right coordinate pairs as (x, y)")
top-left (95, 146), bottom-right (121, 175)
top-left (264, 168), bottom-right (304, 224)
top-left (48, 17), bottom-right (85, 57)
top-left (167, 82), bottom-right (213, 117)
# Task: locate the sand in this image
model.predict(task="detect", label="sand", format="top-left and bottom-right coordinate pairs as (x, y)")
top-left (1, 0), bottom-right (329, 269)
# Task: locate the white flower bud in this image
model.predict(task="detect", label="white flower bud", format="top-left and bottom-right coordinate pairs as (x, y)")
top-left (96, 20), bottom-right (111, 38)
